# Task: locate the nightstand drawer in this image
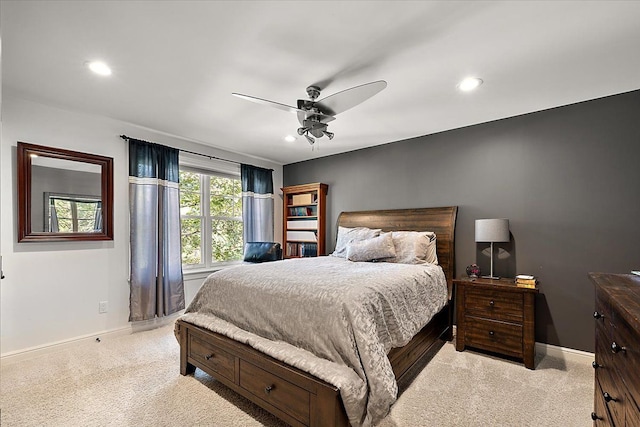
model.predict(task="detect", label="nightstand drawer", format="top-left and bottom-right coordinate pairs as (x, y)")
top-left (465, 288), bottom-right (524, 323)
top-left (464, 317), bottom-right (523, 358)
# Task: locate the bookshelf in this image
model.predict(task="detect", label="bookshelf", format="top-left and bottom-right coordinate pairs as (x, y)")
top-left (282, 182), bottom-right (328, 258)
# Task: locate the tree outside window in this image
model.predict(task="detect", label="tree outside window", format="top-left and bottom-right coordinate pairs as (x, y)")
top-left (179, 169), bottom-right (243, 268)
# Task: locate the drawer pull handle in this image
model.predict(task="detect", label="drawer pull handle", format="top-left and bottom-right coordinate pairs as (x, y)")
top-left (489, 300), bottom-right (495, 307)
top-left (610, 342), bottom-right (626, 354)
top-left (603, 392), bottom-right (615, 402)
top-left (264, 385), bottom-right (274, 394)
top-left (593, 311), bottom-right (604, 320)
top-left (592, 361), bottom-right (600, 369)
top-left (489, 331), bottom-right (495, 336)
top-left (591, 412), bottom-right (600, 421)
top-left (205, 354), bottom-right (214, 360)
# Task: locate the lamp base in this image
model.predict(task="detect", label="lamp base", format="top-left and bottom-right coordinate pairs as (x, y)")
top-left (481, 275), bottom-right (501, 280)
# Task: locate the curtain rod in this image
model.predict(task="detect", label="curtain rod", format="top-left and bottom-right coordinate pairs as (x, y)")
top-left (119, 135), bottom-right (273, 171)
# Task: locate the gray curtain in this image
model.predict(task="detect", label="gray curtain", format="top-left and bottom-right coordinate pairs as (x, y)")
top-left (128, 138), bottom-right (185, 321)
top-left (241, 164), bottom-right (274, 243)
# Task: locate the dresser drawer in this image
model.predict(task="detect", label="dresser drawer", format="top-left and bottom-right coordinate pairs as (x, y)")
top-left (597, 353), bottom-right (626, 425)
top-left (626, 393), bottom-right (640, 427)
top-left (593, 380), bottom-right (614, 426)
top-left (611, 314), bottom-right (640, 400)
top-left (239, 360), bottom-right (310, 425)
top-left (189, 334), bottom-right (235, 382)
top-left (464, 317), bottom-right (523, 358)
top-left (465, 288), bottom-right (523, 323)
top-left (594, 287), bottom-right (612, 327)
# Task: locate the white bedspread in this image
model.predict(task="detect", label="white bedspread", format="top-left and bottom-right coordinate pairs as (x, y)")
top-left (179, 256), bottom-right (447, 426)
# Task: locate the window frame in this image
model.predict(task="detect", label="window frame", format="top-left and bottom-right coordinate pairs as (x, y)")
top-left (179, 155), bottom-right (243, 273)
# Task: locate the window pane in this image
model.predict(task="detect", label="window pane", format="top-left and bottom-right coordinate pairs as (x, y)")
top-left (53, 199), bottom-right (73, 232)
top-left (211, 219), bottom-right (243, 262)
top-left (179, 171), bottom-right (201, 216)
top-left (181, 218), bottom-right (202, 265)
top-left (210, 175), bottom-right (242, 218)
top-left (75, 201), bottom-right (100, 232)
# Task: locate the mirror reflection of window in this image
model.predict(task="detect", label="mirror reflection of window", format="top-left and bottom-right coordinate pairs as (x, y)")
top-left (46, 194), bottom-right (102, 233)
top-left (30, 157), bottom-right (102, 233)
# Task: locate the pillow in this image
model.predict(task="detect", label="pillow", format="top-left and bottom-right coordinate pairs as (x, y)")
top-left (387, 231), bottom-right (438, 265)
top-left (346, 232), bottom-right (396, 262)
top-left (331, 226), bottom-right (382, 258)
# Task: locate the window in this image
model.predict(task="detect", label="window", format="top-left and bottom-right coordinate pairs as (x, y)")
top-left (46, 193), bottom-right (102, 233)
top-left (179, 169), bottom-right (243, 269)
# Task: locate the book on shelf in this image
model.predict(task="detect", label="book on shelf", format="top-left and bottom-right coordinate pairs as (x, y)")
top-left (515, 274), bottom-right (537, 288)
top-left (285, 242), bottom-right (317, 257)
top-left (288, 206), bottom-right (317, 217)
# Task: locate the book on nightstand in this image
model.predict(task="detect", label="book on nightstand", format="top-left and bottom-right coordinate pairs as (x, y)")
top-left (515, 274), bottom-right (538, 288)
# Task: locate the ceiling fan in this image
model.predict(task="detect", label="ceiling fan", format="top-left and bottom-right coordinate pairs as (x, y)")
top-left (232, 80), bottom-right (387, 146)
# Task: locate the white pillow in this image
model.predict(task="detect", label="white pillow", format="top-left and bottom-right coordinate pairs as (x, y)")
top-left (346, 232), bottom-right (396, 262)
top-left (331, 226), bottom-right (382, 258)
top-left (387, 231), bottom-right (438, 265)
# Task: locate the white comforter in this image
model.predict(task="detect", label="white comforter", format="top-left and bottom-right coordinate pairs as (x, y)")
top-left (180, 256), bottom-right (447, 426)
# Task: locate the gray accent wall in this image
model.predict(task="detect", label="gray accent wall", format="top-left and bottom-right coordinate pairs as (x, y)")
top-left (284, 89), bottom-right (640, 353)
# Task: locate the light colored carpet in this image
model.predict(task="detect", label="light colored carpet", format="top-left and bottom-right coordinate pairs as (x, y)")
top-left (0, 324), bottom-right (593, 426)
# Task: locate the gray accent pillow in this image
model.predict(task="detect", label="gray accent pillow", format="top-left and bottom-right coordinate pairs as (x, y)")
top-left (346, 232), bottom-right (396, 262)
top-left (331, 226), bottom-right (382, 258)
top-left (387, 231), bottom-right (438, 265)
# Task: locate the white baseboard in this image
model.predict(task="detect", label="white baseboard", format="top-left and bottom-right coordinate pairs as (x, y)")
top-left (535, 341), bottom-right (594, 364)
top-left (452, 325), bottom-right (594, 364)
top-left (0, 312), bottom-right (182, 366)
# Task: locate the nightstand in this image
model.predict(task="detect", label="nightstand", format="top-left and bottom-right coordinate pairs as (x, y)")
top-left (454, 277), bottom-right (539, 369)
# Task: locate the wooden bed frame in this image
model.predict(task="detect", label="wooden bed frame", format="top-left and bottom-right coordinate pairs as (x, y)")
top-left (176, 206), bottom-right (457, 427)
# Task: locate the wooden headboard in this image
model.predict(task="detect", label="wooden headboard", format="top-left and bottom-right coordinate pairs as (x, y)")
top-left (337, 206), bottom-right (458, 288)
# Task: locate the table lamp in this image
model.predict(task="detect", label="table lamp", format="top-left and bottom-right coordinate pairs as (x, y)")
top-left (475, 218), bottom-right (510, 279)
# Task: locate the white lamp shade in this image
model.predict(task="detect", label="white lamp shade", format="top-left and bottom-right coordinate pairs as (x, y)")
top-left (475, 219), bottom-right (510, 243)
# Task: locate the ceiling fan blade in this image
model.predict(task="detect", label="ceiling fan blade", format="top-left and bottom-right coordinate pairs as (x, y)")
top-left (314, 80), bottom-right (387, 116)
top-left (233, 93), bottom-right (336, 125)
top-left (232, 93), bottom-right (299, 114)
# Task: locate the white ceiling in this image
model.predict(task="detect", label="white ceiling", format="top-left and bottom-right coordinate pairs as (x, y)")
top-left (3, 1), bottom-right (640, 165)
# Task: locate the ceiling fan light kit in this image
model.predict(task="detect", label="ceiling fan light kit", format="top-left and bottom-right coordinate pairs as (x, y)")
top-left (232, 80), bottom-right (387, 149)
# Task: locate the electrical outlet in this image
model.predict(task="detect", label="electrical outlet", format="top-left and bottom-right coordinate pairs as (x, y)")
top-left (99, 301), bottom-right (108, 314)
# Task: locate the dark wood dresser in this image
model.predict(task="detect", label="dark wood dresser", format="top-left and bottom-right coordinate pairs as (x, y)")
top-left (455, 277), bottom-right (538, 369)
top-left (589, 273), bottom-right (640, 426)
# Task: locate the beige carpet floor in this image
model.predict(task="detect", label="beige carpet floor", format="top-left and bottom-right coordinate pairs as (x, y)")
top-left (0, 324), bottom-right (593, 426)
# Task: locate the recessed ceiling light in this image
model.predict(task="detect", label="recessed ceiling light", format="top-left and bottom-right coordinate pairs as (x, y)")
top-left (284, 135), bottom-right (296, 143)
top-left (87, 61), bottom-right (112, 76)
top-left (457, 77), bottom-right (483, 92)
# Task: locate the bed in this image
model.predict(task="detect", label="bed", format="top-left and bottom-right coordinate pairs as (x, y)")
top-left (176, 206), bottom-right (457, 427)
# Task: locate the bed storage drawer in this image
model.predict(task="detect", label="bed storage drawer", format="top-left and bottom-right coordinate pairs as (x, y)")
top-left (189, 334), bottom-right (235, 382)
top-left (239, 359), bottom-right (310, 425)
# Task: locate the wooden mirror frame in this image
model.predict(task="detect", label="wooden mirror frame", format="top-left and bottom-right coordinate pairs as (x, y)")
top-left (17, 141), bottom-right (114, 242)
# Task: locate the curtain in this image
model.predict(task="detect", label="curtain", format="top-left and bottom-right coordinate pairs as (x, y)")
top-left (241, 164), bottom-right (274, 243)
top-left (128, 138), bottom-right (185, 321)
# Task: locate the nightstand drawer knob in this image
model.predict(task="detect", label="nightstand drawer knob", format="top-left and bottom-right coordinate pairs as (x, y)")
top-left (489, 331), bottom-right (495, 336)
top-left (611, 342), bottom-right (625, 354)
top-left (489, 300), bottom-right (495, 306)
top-left (593, 311), bottom-right (604, 320)
top-left (591, 412), bottom-right (600, 421)
top-left (264, 385), bottom-right (274, 394)
top-left (205, 353), bottom-right (214, 360)
top-left (592, 361), bottom-right (600, 369)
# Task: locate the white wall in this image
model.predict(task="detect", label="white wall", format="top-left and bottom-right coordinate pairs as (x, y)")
top-left (0, 94), bottom-right (283, 356)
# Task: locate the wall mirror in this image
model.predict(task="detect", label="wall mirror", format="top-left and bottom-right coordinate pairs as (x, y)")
top-left (17, 141), bottom-right (114, 242)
